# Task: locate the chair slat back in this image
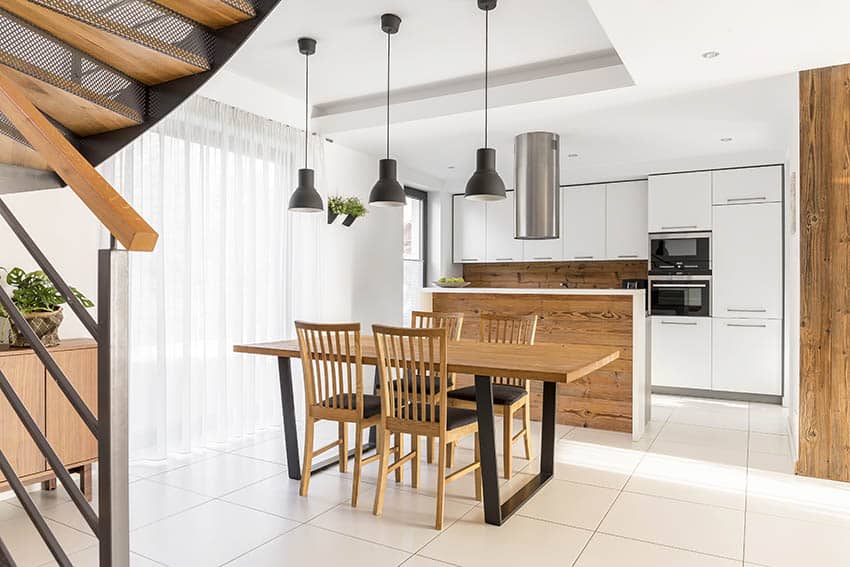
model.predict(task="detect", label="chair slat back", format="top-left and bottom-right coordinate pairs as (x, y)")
top-left (479, 313), bottom-right (538, 388)
top-left (373, 325), bottom-right (448, 429)
top-left (411, 310), bottom-right (464, 340)
top-left (294, 321), bottom-right (363, 415)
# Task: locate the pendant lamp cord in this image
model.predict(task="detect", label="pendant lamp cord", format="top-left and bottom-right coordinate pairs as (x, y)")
top-left (386, 30), bottom-right (391, 160)
top-left (304, 51), bottom-right (309, 169)
top-left (484, 8), bottom-right (489, 149)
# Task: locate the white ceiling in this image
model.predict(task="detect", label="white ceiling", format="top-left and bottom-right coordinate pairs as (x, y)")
top-left (224, 0), bottom-right (850, 186)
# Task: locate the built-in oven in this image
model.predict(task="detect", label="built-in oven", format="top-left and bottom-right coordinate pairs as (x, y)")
top-left (649, 232), bottom-right (711, 276)
top-left (649, 276), bottom-right (711, 317)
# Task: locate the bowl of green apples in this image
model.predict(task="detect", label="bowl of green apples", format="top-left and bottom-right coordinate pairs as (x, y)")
top-left (434, 277), bottom-right (471, 288)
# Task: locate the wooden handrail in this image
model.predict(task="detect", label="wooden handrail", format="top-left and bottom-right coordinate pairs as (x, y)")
top-left (0, 68), bottom-right (158, 252)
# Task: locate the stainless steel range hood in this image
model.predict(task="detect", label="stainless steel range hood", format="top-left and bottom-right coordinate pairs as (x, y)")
top-left (515, 132), bottom-right (560, 240)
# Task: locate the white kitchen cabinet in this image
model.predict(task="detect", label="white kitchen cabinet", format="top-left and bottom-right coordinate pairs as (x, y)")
top-left (648, 171), bottom-right (712, 232)
top-left (712, 202), bottom-right (782, 318)
top-left (563, 184), bottom-right (606, 261)
top-left (650, 316), bottom-right (712, 390)
top-left (452, 194), bottom-right (486, 263)
top-left (713, 166), bottom-right (782, 205)
top-left (606, 180), bottom-right (648, 260)
top-left (712, 318), bottom-right (782, 395)
top-left (485, 191), bottom-right (524, 262)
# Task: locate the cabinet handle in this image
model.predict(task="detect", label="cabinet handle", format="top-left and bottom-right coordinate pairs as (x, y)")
top-left (495, 258), bottom-right (513, 261)
top-left (660, 321), bottom-right (698, 326)
top-left (727, 323), bottom-right (768, 328)
top-left (575, 255), bottom-right (595, 259)
top-left (661, 225), bottom-right (698, 230)
top-left (461, 258), bottom-right (480, 262)
top-left (652, 283), bottom-right (708, 289)
top-left (727, 308), bottom-right (767, 313)
top-left (533, 256), bottom-right (553, 260)
top-left (618, 255), bottom-right (639, 259)
top-left (727, 196), bottom-right (767, 203)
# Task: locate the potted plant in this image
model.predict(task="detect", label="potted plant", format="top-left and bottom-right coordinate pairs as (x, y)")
top-left (327, 195), bottom-right (346, 225)
top-left (341, 196), bottom-right (367, 226)
top-left (0, 267), bottom-right (94, 348)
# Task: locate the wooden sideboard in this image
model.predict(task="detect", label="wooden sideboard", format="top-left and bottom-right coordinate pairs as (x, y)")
top-left (0, 339), bottom-right (97, 499)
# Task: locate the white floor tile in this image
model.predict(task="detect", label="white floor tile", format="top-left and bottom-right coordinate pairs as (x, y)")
top-left (230, 438), bottom-right (288, 465)
top-left (650, 439), bottom-right (748, 467)
top-left (525, 439), bottom-right (644, 490)
top-left (575, 533), bottom-right (740, 567)
top-left (667, 406), bottom-right (749, 431)
top-left (130, 500), bottom-right (297, 567)
top-left (599, 492), bottom-right (744, 560)
top-left (401, 555), bottom-right (457, 567)
top-left (746, 512), bottom-right (850, 567)
top-left (748, 452), bottom-right (796, 475)
top-left (747, 468), bottom-right (850, 527)
top-left (420, 508), bottom-right (592, 567)
top-left (626, 451), bottom-right (747, 510)
top-left (221, 471), bottom-right (355, 522)
top-left (517, 479), bottom-right (619, 530)
top-left (0, 514), bottom-right (96, 567)
top-left (39, 546), bottom-right (165, 567)
top-left (128, 448), bottom-right (222, 479)
top-left (309, 485), bottom-right (474, 552)
top-left (749, 433), bottom-right (791, 456)
top-left (566, 427), bottom-right (654, 451)
top-left (147, 453), bottom-right (284, 497)
top-left (655, 423), bottom-right (748, 452)
top-left (226, 525), bottom-right (410, 567)
top-left (748, 405), bottom-right (789, 435)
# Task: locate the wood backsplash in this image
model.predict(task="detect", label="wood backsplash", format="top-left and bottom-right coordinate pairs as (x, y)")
top-left (463, 260), bottom-right (648, 289)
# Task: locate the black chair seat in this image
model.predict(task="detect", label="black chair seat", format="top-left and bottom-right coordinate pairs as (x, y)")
top-left (320, 394), bottom-right (382, 418)
top-left (404, 406), bottom-right (477, 430)
top-left (447, 384), bottom-right (528, 406)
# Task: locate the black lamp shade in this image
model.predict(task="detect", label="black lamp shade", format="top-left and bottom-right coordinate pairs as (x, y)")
top-left (465, 148), bottom-right (506, 201)
top-left (369, 158), bottom-right (406, 207)
top-left (288, 168), bottom-right (324, 212)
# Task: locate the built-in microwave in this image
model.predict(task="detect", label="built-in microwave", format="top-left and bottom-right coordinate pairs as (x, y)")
top-left (649, 276), bottom-right (711, 317)
top-left (649, 232), bottom-right (711, 276)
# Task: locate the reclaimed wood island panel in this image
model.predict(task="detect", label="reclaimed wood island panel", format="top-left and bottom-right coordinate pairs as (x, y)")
top-left (424, 288), bottom-right (647, 438)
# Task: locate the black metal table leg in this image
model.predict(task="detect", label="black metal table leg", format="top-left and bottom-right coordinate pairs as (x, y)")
top-left (476, 377), bottom-right (558, 526)
top-left (278, 356), bottom-right (378, 481)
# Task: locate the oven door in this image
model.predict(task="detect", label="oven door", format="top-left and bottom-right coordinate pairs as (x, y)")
top-left (650, 279), bottom-right (711, 317)
top-left (649, 232), bottom-right (711, 275)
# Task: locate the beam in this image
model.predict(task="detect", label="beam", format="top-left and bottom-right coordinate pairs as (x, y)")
top-left (0, 67), bottom-right (158, 251)
top-left (798, 63), bottom-right (850, 482)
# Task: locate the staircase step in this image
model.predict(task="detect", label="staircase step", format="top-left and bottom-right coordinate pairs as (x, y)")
top-left (152, 0), bottom-right (255, 29)
top-left (0, 9), bottom-right (145, 136)
top-left (0, 113), bottom-right (51, 170)
top-left (0, 0), bottom-right (214, 85)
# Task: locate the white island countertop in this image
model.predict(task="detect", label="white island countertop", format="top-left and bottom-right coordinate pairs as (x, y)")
top-left (422, 287), bottom-right (644, 296)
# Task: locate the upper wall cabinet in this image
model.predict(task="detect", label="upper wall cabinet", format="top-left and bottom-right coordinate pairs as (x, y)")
top-left (452, 194), bottom-right (486, 263)
top-left (648, 171), bottom-right (712, 232)
top-left (563, 184), bottom-right (606, 261)
top-left (712, 166), bottom-right (783, 205)
top-left (486, 191), bottom-right (524, 262)
top-left (606, 180), bottom-right (648, 260)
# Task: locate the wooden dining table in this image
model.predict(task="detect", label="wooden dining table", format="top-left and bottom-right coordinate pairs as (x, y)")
top-left (234, 337), bottom-right (620, 526)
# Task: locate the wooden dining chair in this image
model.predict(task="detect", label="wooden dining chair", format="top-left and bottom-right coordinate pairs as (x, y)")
top-left (294, 321), bottom-right (384, 507)
top-left (447, 313), bottom-right (538, 479)
top-left (411, 310), bottom-right (464, 465)
top-left (372, 325), bottom-right (482, 530)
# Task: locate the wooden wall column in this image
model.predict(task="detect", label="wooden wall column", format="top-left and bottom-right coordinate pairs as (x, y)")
top-left (798, 63), bottom-right (850, 482)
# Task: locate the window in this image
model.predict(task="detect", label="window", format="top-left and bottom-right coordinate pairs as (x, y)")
top-left (403, 188), bottom-right (428, 323)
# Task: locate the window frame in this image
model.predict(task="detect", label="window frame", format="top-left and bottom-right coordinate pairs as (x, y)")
top-left (404, 187), bottom-right (428, 287)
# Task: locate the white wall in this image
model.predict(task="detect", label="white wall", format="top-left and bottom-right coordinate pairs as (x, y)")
top-left (0, 188), bottom-right (100, 343)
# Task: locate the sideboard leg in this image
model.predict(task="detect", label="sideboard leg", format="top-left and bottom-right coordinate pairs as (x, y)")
top-left (41, 478), bottom-right (57, 491)
top-left (80, 464), bottom-right (93, 502)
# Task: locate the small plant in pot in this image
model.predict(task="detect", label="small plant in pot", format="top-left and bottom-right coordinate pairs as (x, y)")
top-left (0, 267), bottom-right (94, 348)
top-left (327, 195), bottom-right (346, 224)
top-left (341, 197), bottom-right (367, 226)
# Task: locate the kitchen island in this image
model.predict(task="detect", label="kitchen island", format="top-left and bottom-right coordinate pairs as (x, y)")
top-left (419, 287), bottom-right (648, 439)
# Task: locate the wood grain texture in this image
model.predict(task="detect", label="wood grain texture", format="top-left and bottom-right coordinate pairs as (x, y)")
top-left (463, 260), bottom-right (648, 289)
top-left (46, 346), bottom-right (97, 467)
top-left (0, 133), bottom-right (51, 170)
top-left (0, 67), bottom-right (158, 251)
top-left (0, 0), bottom-right (208, 85)
top-left (798, 64), bottom-right (850, 482)
top-left (152, 0), bottom-right (255, 29)
top-left (433, 292), bottom-right (634, 432)
top-left (0, 351), bottom-right (45, 478)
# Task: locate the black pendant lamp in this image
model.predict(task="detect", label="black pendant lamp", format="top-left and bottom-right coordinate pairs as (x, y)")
top-left (289, 37), bottom-right (324, 213)
top-left (369, 13), bottom-right (406, 207)
top-left (465, 0), bottom-right (506, 202)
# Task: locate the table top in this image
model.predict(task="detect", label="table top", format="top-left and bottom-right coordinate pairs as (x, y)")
top-left (234, 337), bottom-right (620, 384)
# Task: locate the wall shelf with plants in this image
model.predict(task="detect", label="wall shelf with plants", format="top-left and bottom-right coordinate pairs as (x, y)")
top-left (328, 196), bottom-right (368, 226)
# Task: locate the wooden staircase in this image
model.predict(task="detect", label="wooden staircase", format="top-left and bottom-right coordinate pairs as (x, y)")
top-left (0, 0), bottom-right (282, 250)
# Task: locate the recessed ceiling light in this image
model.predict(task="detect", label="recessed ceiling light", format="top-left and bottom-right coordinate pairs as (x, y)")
top-left (567, 153), bottom-right (579, 158)
top-left (720, 137), bottom-right (733, 142)
top-left (702, 50), bottom-right (720, 60)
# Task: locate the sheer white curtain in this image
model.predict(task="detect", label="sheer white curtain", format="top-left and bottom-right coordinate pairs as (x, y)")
top-left (101, 96), bottom-right (326, 461)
